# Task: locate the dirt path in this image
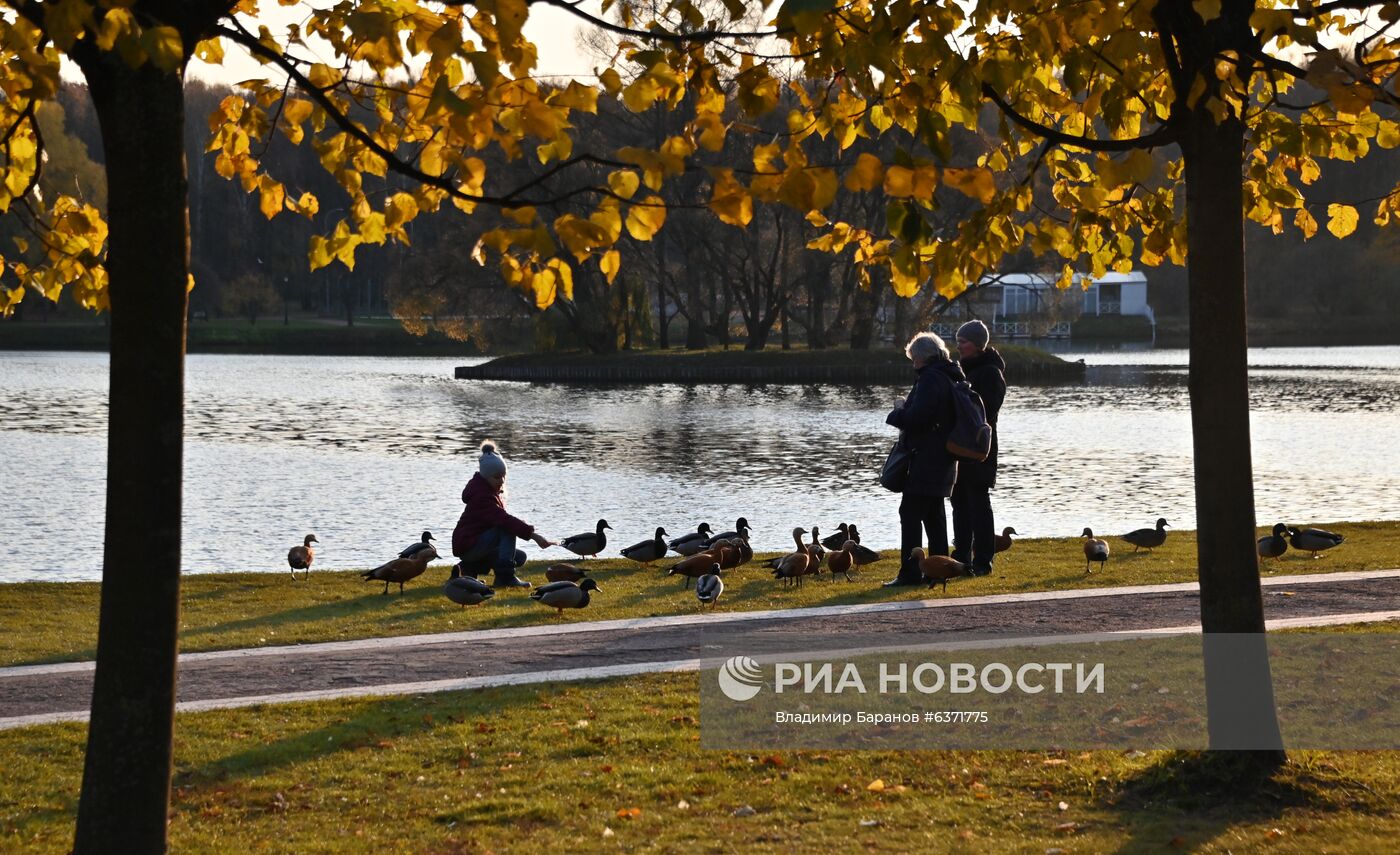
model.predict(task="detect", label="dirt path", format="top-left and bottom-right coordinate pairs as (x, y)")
top-left (3, 570), bottom-right (1398, 728)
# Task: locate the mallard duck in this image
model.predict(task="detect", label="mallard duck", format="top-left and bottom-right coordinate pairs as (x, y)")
top-left (772, 528), bottom-right (813, 587)
top-left (735, 535), bottom-right (754, 566)
top-left (287, 534), bottom-right (318, 580)
top-left (807, 527), bottom-right (826, 566)
top-left (850, 542), bottom-right (881, 566)
top-left (1122, 518), bottom-right (1169, 552)
top-left (821, 523), bottom-right (851, 550)
top-left (1082, 528), bottom-right (1109, 573)
top-left (621, 526), bottom-right (669, 565)
top-left (562, 519), bottom-right (611, 560)
top-left (530, 578), bottom-right (601, 615)
top-left (669, 523), bottom-right (713, 556)
top-left (443, 575), bottom-right (494, 607)
top-left (696, 573), bottom-right (724, 608)
top-left (1288, 526), bottom-right (1344, 558)
top-left (910, 548), bottom-right (973, 593)
top-left (827, 541), bottom-right (857, 582)
top-left (704, 517), bottom-right (750, 547)
top-left (667, 554), bottom-right (719, 588)
top-left (545, 562), bottom-right (588, 583)
top-left (398, 531), bottom-right (436, 559)
top-left (847, 524), bottom-right (863, 544)
top-left (994, 527), bottom-right (1017, 553)
top-left (1257, 523), bottom-right (1289, 562)
top-left (363, 545), bottom-right (438, 595)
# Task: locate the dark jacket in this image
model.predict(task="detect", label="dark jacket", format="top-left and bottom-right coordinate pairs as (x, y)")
top-left (452, 473), bottom-right (535, 556)
top-left (956, 346), bottom-right (1008, 488)
top-left (885, 359), bottom-right (965, 497)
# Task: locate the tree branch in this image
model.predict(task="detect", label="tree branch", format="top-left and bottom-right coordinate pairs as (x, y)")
top-left (983, 84), bottom-right (1179, 152)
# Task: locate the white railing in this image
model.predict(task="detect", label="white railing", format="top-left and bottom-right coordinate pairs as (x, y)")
top-left (931, 321), bottom-right (1071, 339)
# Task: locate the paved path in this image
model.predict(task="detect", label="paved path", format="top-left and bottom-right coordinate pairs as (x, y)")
top-left (3, 570), bottom-right (1398, 729)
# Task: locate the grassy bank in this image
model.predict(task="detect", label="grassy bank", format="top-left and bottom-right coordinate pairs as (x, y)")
top-left (0, 319), bottom-right (478, 356)
top-left (2, 521), bottom-right (1394, 668)
top-left (3, 670), bottom-right (1398, 852)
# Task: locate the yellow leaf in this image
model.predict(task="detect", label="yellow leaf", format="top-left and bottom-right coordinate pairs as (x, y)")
top-left (608, 171), bottom-right (640, 200)
top-left (884, 166), bottom-right (914, 198)
top-left (1327, 203), bottom-right (1358, 238)
top-left (845, 153), bottom-right (884, 192)
top-left (600, 68), bottom-right (623, 95)
top-left (1193, 0), bottom-right (1222, 21)
top-left (600, 249), bottom-right (620, 284)
top-left (625, 196), bottom-right (666, 241)
top-left (141, 26), bottom-right (184, 72)
top-left (257, 176), bottom-right (285, 220)
top-left (708, 168), bottom-right (753, 227)
top-left (942, 167), bottom-right (996, 204)
top-left (867, 779), bottom-right (885, 792)
top-left (293, 191), bottom-right (320, 219)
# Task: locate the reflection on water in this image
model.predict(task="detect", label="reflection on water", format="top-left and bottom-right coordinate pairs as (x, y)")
top-left (2, 348), bottom-right (1399, 582)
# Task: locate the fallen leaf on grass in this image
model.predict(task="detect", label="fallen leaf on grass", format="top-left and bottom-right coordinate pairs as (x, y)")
top-left (1054, 822), bottom-right (1082, 834)
top-left (616, 807), bottom-right (641, 819)
top-left (1042, 758), bottom-right (1067, 766)
top-left (859, 819), bottom-right (880, 827)
top-left (866, 779), bottom-right (885, 792)
top-left (1265, 828), bottom-right (1286, 839)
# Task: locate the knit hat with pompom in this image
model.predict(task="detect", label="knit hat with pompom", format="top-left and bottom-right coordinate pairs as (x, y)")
top-left (478, 441), bottom-right (507, 477)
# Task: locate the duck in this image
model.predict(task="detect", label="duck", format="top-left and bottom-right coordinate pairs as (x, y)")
top-left (1082, 528), bottom-right (1110, 573)
top-left (530, 578), bottom-right (601, 615)
top-left (363, 545), bottom-right (438, 595)
top-left (398, 531), bottom-right (436, 559)
top-left (443, 575), bottom-right (495, 607)
top-left (1288, 526), bottom-right (1344, 558)
top-left (621, 526), bottom-right (669, 565)
top-left (910, 548), bottom-right (973, 592)
top-left (1122, 518), bottom-right (1169, 553)
top-left (735, 535), bottom-right (754, 566)
top-left (545, 562), bottom-right (589, 583)
top-left (771, 527), bottom-right (813, 587)
top-left (668, 523), bottom-right (714, 556)
top-left (806, 527), bottom-right (826, 566)
top-left (696, 573), bottom-right (724, 608)
top-left (994, 527), bottom-right (1017, 553)
top-left (667, 555), bottom-right (720, 588)
top-left (850, 542), bottom-right (881, 567)
top-left (820, 523), bottom-right (851, 551)
top-left (847, 524), bottom-right (863, 544)
top-left (562, 518), bottom-right (611, 560)
top-left (1257, 523), bottom-right (1289, 562)
top-left (713, 539), bottom-right (744, 570)
top-left (704, 516), bottom-right (750, 547)
top-left (287, 534), bottom-right (318, 580)
top-left (827, 541), bottom-right (857, 582)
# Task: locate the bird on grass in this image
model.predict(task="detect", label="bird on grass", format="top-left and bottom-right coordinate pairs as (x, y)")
top-left (696, 573), bottom-right (724, 608)
top-left (1122, 518), bottom-right (1169, 553)
top-left (545, 563), bottom-right (588, 583)
top-left (806, 527), bottom-right (826, 566)
top-left (668, 523), bottom-right (714, 556)
top-left (287, 534), bottom-right (318, 581)
top-left (704, 517), bottom-right (750, 547)
top-left (398, 531), bottom-right (436, 559)
top-left (1288, 526), bottom-right (1344, 558)
top-left (995, 527), bottom-right (1017, 553)
top-left (849, 542), bottom-right (882, 568)
top-left (562, 519), bottom-right (611, 561)
top-left (827, 541), bottom-right (857, 582)
top-left (667, 555), bottom-right (720, 589)
top-left (1257, 524), bottom-right (1289, 562)
top-left (363, 546), bottom-right (438, 595)
top-left (530, 578), bottom-right (601, 616)
top-left (821, 524), bottom-right (851, 551)
top-left (621, 526), bottom-right (669, 565)
top-left (909, 548), bottom-right (973, 593)
top-left (771, 528), bottom-right (814, 587)
top-left (1082, 528), bottom-right (1110, 574)
top-left (443, 575), bottom-right (494, 607)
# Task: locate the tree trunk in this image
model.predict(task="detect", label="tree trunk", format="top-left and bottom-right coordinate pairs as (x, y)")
top-left (1182, 109), bottom-right (1285, 763)
top-left (685, 277), bottom-right (706, 349)
top-left (74, 56), bottom-right (189, 853)
top-left (780, 306), bottom-right (790, 350)
top-left (850, 281), bottom-right (877, 350)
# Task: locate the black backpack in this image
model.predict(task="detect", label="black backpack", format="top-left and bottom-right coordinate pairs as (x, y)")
top-left (945, 377), bottom-right (993, 462)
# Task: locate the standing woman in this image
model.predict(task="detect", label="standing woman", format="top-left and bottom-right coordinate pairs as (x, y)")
top-left (884, 332), bottom-right (966, 587)
top-left (950, 320), bottom-right (1008, 576)
top-left (452, 441), bottom-right (555, 589)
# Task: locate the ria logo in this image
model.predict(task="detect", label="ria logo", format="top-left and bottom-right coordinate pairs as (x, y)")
top-left (717, 656), bottom-right (764, 701)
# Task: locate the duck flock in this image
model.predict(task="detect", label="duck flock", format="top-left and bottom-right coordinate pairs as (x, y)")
top-left (284, 517), bottom-right (1346, 618)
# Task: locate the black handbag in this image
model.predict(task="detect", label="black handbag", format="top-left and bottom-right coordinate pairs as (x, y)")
top-left (879, 433), bottom-right (913, 492)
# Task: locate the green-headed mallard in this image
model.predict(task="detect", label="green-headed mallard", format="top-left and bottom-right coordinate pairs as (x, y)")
top-left (696, 573), bottom-right (724, 608)
top-left (911, 548), bottom-right (973, 593)
top-left (562, 518), bottom-right (611, 560)
top-left (530, 578), bottom-right (601, 615)
top-left (704, 517), bottom-right (750, 547)
top-left (1288, 526), bottom-right (1344, 558)
top-left (1082, 528), bottom-right (1109, 573)
top-left (847, 524), bottom-right (863, 544)
top-left (363, 545), bottom-right (438, 595)
top-left (1258, 523), bottom-right (1289, 562)
top-left (621, 526), bottom-right (669, 565)
top-left (399, 531), bottom-right (435, 559)
top-left (1122, 518), bottom-right (1169, 552)
top-left (287, 534), bottom-right (318, 580)
top-left (443, 575), bottom-right (494, 607)
top-left (669, 523), bottom-right (714, 556)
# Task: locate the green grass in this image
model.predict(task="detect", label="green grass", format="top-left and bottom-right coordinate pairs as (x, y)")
top-left (2, 670), bottom-right (1398, 852)
top-left (2, 521), bottom-right (1396, 668)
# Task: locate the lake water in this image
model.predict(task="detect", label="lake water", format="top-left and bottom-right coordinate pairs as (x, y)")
top-left (2, 347), bottom-right (1398, 582)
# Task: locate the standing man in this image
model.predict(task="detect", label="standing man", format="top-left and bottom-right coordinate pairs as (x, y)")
top-left (951, 320), bottom-right (1007, 577)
